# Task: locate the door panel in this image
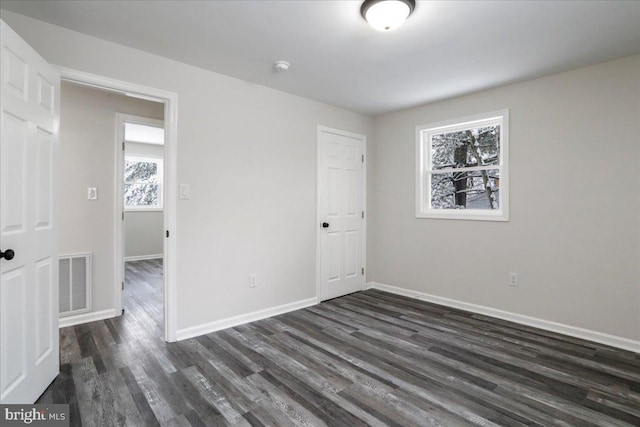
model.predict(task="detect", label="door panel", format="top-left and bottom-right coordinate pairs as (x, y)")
top-left (36, 73), bottom-right (55, 113)
top-left (318, 128), bottom-right (365, 301)
top-left (1, 19), bottom-right (60, 404)
top-left (344, 230), bottom-right (358, 278)
top-left (345, 168), bottom-right (357, 215)
top-left (1, 268), bottom-right (26, 392)
top-left (327, 167), bottom-right (339, 215)
top-left (1, 113), bottom-right (27, 233)
top-left (326, 231), bottom-right (341, 282)
top-left (35, 129), bottom-right (53, 228)
top-left (3, 47), bottom-right (28, 99)
top-left (35, 259), bottom-right (53, 364)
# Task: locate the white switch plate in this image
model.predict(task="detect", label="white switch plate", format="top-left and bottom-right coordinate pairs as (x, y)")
top-left (179, 184), bottom-right (190, 200)
top-left (88, 187), bottom-right (98, 200)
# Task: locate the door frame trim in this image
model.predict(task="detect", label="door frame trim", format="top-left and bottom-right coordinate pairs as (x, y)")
top-left (57, 66), bottom-right (179, 342)
top-left (315, 126), bottom-right (367, 302)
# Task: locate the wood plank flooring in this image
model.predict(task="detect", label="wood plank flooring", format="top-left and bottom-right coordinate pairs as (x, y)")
top-left (38, 259), bottom-right (640, 426)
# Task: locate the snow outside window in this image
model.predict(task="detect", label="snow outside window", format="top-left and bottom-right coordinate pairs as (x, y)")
top-left (124, 155), bottom-right (163, 210)
top-left (416, 110), bottom-right (509, 221)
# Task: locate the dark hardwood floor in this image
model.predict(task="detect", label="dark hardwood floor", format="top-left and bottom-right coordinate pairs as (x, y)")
top-left (39, 259), bottom-right (640, 426)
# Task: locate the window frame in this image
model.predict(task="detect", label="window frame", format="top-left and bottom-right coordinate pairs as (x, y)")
top-left (123, 154), bottom-right (164, 212)
top-left (416, 109), bottom-right (509, 221)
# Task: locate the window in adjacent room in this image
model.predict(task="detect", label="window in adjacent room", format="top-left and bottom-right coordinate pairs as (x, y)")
top-left (124, 155), bottom-right (163, 210)
top-left (416, 110), bottom-right (509, 221)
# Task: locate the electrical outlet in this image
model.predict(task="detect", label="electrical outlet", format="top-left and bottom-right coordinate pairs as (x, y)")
top-left (508, 272), bottom-right (519, 287)
top-left (249, 274), bottom-right (257, 288)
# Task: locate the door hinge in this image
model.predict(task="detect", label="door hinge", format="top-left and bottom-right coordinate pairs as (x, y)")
top-left (122, 211), bottom-right (124, 221)
top-left (121, 281), bottom-right (124, 290)
top-left (362, 154), bottom-right (364, 163)
top-left (362, 211), bottom-right (364, 219)
top-left (166, 230), bottom-right (170, 238)
top-left (122, 142), bottom-right (125, 151)
top-left (362, 267), bottom-right (365, 275)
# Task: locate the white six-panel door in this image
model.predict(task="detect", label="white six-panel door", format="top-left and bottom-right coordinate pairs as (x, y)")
top-left (0, 20), bottom-right (60, 404)
top-left (317, 127), bottom-right (365, 301)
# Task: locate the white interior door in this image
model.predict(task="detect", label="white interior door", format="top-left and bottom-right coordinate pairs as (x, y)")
top-left (317, 127), bottom-right (365, 301)
top-left (1, 20), bottom-right (60, 404)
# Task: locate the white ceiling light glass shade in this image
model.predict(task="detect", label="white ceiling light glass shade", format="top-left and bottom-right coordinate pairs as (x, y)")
top-left (361, 0), bottom-right (416, 32)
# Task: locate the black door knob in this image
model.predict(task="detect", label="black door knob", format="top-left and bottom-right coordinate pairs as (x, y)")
top-left (321, 222), bottom-right (329, 228)
top-left (1, 249), bottom-right (15, 261)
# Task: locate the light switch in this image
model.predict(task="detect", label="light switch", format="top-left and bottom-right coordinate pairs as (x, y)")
top-left (88, 187), bottom-right (98, 200)
top-left (179, 184), bottom-right (190, 200)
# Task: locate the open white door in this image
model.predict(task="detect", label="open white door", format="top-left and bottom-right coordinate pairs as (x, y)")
top-left (1, 20), bottom-right (60, 404)
top-left (317, 127), bottom-right (365, 301)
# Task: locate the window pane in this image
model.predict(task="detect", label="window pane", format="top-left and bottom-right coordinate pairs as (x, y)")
top-left (431, 125), bottom-right (500, 170)
top-left (125, 183), bottom-right (159, 206)
top-left (430, 169), bottom-right (500, 210)
top-left (125, 160), bottom-right (158, 184)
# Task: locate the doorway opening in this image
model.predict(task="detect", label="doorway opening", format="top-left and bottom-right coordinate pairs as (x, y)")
top-left (58, 82), bottom-right (167, 338)
top-left (59, 67), bottom-right (178, 342)
top-left (118, 115), bottom-right (166, 334)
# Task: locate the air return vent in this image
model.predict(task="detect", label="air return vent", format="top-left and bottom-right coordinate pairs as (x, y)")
top-left (59, 253), bottom-right (91, 317)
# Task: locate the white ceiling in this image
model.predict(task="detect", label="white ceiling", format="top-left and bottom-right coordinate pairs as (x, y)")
top-left (2, 1), bottom-right (639, 116)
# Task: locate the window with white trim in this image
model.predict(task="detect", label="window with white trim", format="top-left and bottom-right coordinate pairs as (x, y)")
top-left (124, 155), bottom-right (163, 210)
top-left (416, 110), bottom-right (509, 221)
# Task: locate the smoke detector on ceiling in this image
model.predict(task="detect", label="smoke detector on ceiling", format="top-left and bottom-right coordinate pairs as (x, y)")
top-left (274, 61), bottom-right (290, 72)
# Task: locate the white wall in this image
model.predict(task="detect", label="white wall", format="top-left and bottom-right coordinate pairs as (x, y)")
top-left (124, 211), bottom-right (163, 259)
top-left (124, 141), bottom-right (164, 259)
top-left (0, 11), bottom-right (373, 332)
top-left (10, 10), bottom-right (635, 344)
top-left (370, 54), bottom-right (640, 342)
top-left (59, 82), bottom-right (163, 313)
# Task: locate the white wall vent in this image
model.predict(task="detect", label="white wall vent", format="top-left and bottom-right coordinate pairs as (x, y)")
top-left (59, 253), bottom-right (92, 317)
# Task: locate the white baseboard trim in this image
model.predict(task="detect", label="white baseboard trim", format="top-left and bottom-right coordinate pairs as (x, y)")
top-left (124, 254), bottom-right (163, 262)
top-left (59, 308), bottom-right (119, 328)
top-left (367, 282), bottom-right (640, 353)
top-left (176, 297), bottom-right (319, 341)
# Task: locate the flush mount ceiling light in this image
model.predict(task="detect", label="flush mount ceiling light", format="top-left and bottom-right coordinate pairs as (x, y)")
top-left (361, 0), bottom-right (415, 31)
